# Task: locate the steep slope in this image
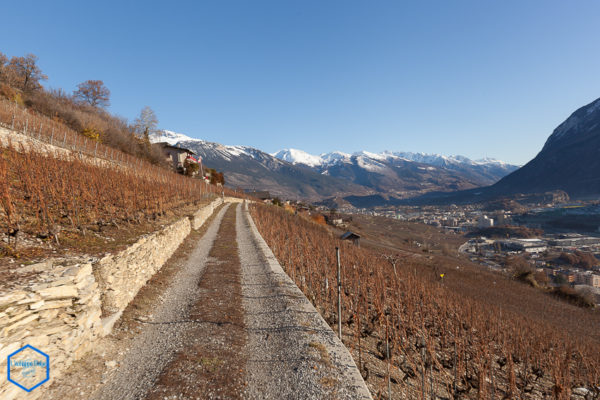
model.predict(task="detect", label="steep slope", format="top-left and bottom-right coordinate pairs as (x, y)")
top-left (488, 97), bottom-right (600, 198)
top-left (408, 96), bottom-right (600, 205)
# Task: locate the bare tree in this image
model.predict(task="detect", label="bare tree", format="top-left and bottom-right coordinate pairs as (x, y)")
top-left (73, 80), bottom-right (110, 108)
top-left (0, 52), bottom-right (8, 84)
top-left (7, 54), bottom-right (47, 92)
top-left (134, 106), bottom-right (159, 137)
top-left (134, 106), bottom-right (159, 143)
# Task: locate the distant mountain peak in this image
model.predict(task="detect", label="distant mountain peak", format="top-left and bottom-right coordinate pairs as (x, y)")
top-left (485, 95), bottom-right (600, 199)
top-left (271, 148), bottom-right (515, 170)
top-left (149, 130), bottom-right (199, 145)
top-left (544, 97), bottom-right (600, 148)
top-left (271, 148), bottom-right (324, 167)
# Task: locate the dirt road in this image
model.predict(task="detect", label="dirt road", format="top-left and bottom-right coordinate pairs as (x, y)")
top-left (58, 202), bottom-right (370, 399)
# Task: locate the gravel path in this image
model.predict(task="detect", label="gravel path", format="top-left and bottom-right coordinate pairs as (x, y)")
top-left (90, 204), bottom-right (231, 400)
top-left (84, 202), bottom-right (371, 399)
top-left (238, 203), bottom-right (372, 400)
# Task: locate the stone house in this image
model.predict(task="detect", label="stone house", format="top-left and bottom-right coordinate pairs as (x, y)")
top-left (155, 142), bottom-right (199, 174)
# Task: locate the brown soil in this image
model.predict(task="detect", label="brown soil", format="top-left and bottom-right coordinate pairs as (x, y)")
top-left (145, 205), bottom-right (247, 400)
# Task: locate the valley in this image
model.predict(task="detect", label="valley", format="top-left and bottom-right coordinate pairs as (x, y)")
top-left (2, 4), bottom-right (600, 398)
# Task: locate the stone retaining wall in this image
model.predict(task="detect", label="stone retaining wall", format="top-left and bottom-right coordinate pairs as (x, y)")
top-left (0, 198), bottom-right (224, 399)
top-left (0, 260), bottom-right (102, 400)
top-left (191, 198), bottom-right (224, 229)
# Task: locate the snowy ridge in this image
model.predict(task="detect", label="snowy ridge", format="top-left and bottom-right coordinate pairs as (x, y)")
top-left (149, 130), bottom-right (197, 145)
top-left (546, 97), bottom-right (600, 145)
top-left (271, 147), bottom-right (516, 169)
top-left (271, 149), bottom-right (324, 167)
top-left (150, 130), bottom-right (257, 162)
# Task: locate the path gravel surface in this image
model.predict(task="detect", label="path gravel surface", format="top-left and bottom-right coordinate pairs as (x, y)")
top-left (85, 202), bottom-right (371, 399)
top-left (238, 203), bottom-right (371, 399)
top-left (90, 204), bottom-right (231, 400)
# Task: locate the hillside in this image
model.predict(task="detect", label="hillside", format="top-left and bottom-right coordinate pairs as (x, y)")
top-left (250, 203), bottom-right (600, 399)
top-left (489, 97), bottom-right (600, 198)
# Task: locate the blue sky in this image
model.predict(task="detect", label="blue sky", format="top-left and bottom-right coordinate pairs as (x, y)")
top-left (3, 1), bottom-right (599, 165)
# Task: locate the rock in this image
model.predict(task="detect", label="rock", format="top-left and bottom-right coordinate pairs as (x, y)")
top-left (28, 300), bottom-right (45, 310)
top-left (105, 360), bottom-right (117, 368)
top-left (27, 334), bottom-right (50, 348)
top-left (15, 293), bottom-right (43, 305)
top-left (62, 263), bottom-right (93, 283)
top-left (38, 308), bottom-right (60, 322)
top-left (0, 292), bottom-right (27, 307)
top-left (16, 260), bottom-right (52, 273)
top-left (572, 387), bottom-right (589, 397)
top-left (101, 311), bottom-right (123, 336)
top-left (2, 313), bottom-right (38, 336)
top-left (43, 321), bottom-right (71, 336)
top-left (37, 299), bottom-right (72, 311)
top-left (5, 309), bottom-right (34, 324)
top-left (0, 342), bottom-right (22, 363)
top-left (36, 285), bottom-right (78, 300)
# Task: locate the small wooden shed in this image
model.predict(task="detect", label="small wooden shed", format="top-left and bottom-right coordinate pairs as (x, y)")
top-left (340, 231), bottom-right (361, 247)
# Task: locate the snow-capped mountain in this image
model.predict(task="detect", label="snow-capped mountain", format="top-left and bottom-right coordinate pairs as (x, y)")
top-left (271, 148), bottom-right (518, 194)
top-left (151, 130), bottom-right (196, 146)
top-left (271, 149), bottom-right (324, 167)
top-left (151, 130), bottom-right (263, 163)
top-left (150, 130), bottom-right (370, 200)
top-left (150, 130), bottom-right (518, 206)
top-left (272, 148), bottom-right (515, 170)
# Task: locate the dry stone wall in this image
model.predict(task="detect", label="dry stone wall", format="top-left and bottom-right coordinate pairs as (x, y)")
top-left (96, 217), bottom-right (191, 324)
top-left (0, 259), bottom-right (101, 400)
top-left (0, 198), bottom-right (225, 399)
top-left (191, 197), bottom-right (224, 229)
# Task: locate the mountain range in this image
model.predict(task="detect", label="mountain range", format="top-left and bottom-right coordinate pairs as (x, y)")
top-left (272, 148), bottom-right (517, 196)
top-left (151, 130), bottom-right (518, 204)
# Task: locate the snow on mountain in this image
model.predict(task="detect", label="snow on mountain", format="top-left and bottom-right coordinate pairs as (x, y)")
top-left (271, 149), bottom-right (324, 167)
top-left (149, 130), bottom-right (198, 145)
top-left (355, 156), bottom-right (389, 173)
top-left (272, 147), bottom-right (515, 170)
top-left (353, 150), bottom-right (388, 162)
top-left (150, 130), bottom-right (256, 161)
top-left (473, 157), bottom-right (511, 166)
top-left (545, 97), bottom-right (600, 145)
top-left (320, 151), bottom-right (351, 165)
top-left (152, 130), bottom-right (517, 177)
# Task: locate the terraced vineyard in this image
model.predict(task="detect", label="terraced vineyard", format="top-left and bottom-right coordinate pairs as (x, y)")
top-left (250, 203), bottom-right (600, 399)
